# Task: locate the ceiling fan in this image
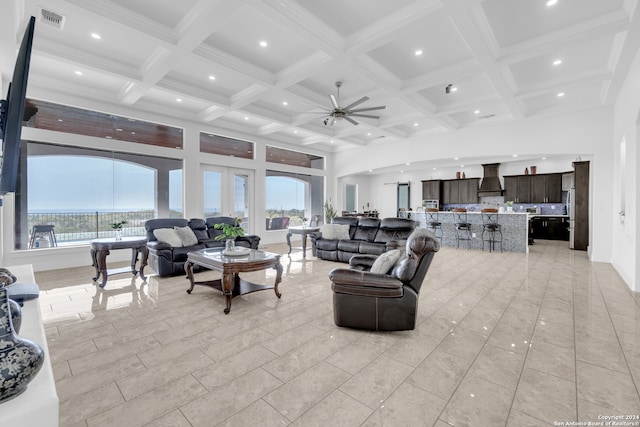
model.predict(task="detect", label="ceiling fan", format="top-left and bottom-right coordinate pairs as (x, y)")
top-left (319, 81), bottom-right (386, 126)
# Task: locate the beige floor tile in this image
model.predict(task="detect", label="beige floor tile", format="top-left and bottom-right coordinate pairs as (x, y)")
top-left (506, 409), bottom-right (552, 426)
top-left (339, 354), bottom-right (414, 410)
top-left (87, 375), bottom-right (207, 427)
top-left (194, 344), bottom-right (278, 389)
top-left (143, 409), bottom-right (192, 427)
top-left (36, 241), bottom-right (640, 426)
top-left (524, 340), bottom-right (575, 382)
top-left (292, 390), bottom-right (373, 426)
top-left (218, 399), bottom-right (291, 427)
top-left (467, 344), bottom-right (526, 390)
top-left (512, 367), bottom-right (576, 423)
top-left (57, 354), bottom-right (145, 401)
top-left (59, 382), bottom-right (124, 425)
top-left (68, 334), bottom-right (161, 375)
top-left (441, 376), bottom-right (515, 427)
top-left (407, 348), bottom-right (472, 401)
top-left (265, 361), bottom-right (350, 421)
top-left (361, 382), bottom-right (446, 427)
top-left (576, 361), bottom-right (640, 414)
top-left (182, 368), bottom-right (282, 426)
top-left (117, 350), bottom-right (213, 400)
top-left (437, 327), bottom-right (489, 361)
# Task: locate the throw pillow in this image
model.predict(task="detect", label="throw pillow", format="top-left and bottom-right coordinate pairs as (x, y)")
top-left (370, 249), bottom-right (402, 274)
top-left (174, 226), bottom-right (198, 246)
top-left (321, 223), bottom-right (350, 240)
top-left (153, 228), bottom-right (183, 247)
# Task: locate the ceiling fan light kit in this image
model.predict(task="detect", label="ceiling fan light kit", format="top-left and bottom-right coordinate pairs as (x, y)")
top-left (320, 81), bottom-right (386, 126)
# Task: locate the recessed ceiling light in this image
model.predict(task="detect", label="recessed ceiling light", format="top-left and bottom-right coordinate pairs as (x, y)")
top-left (282, 101), bottom-right (288, 106)
top-left (413, 123), bottom-right (419, 127)
top-left (176, 98), bottom-right (182, 102)
top-left (330, 140), bottom-right (334, 143)
top-left (414, 49), bottom-right (423, 56)
top-left (259, 40), bottom-right (268, 47)
top-left (293, 130), bottom-right (298, 134)
top-left (369, 169), bottom-right (373, 172)
top-left (474, 110), bottom-right (480, 114)
top-left (208, 75), bottom-right (216, 81)
top-left (105, 136), bottom-right (112, 139)
top-left (116, 128), bottom-right (123, 131)
top-left (131, 131), bottom-right (136, 135)
top-left (367, 132), bottom-right (371, 136)
top-left (512, 154), bottom-right (518, 157)
top-left (244, 116), bottom-right (249, 120)
top-left (454, 157), bottom-right (459, 160)
top-left (91, 33), bottom-right (101, 40)
top-left (406, 162), bottom-right (410, 166)
top-left (74, 71), bottom-right (83, 75)
top-left (57, 119), bottom-right (63, 122)
top-left (542, 157), bottom-right (547, 160)
top-left (460, 165), bottom-right (465, 168)
top-left (432, 167), bottom-right (437, 170)
top-left (553, 59), bottom-right (562, 66)
top-left (546, 0), bottom-right (558, 6)
top-left (400, 170), bottom-right (404, 173)
top-left (451, 86), bottom-right (458, 92)
top-left (557, 92), bottom-right (565, 97)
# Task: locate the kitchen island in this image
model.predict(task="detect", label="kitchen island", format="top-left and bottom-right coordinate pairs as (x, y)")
top-left (412, 211), bottom-right (529, 252)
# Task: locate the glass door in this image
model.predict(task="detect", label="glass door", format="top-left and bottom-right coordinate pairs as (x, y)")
top-left (203, 166), bottom-right (253, 232)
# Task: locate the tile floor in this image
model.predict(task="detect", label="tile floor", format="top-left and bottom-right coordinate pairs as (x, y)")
top-left (34, 239), bottom-right (640, 426)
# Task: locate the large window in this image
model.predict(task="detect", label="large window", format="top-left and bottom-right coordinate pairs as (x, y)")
top-left (265, 170), bottom-right (324, 230)
top-left (14, 142), bottom-right (182, 250)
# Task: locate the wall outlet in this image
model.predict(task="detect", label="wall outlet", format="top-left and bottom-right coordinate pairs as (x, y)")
top-left (472, 232), bottom-right (476, 238)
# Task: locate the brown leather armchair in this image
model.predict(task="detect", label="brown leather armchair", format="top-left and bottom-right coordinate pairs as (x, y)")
top-left (328, 228), bottom-right (440, 331)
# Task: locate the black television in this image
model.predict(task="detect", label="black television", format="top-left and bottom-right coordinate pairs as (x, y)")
top-left (0, 16), bottom-right (35, 195)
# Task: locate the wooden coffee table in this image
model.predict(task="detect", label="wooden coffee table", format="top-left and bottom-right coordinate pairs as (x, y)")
top-left (184, 248), bottom-right (282, 314)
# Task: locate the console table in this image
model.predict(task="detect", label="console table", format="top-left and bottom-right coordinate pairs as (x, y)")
top-left (286, 226), bottom-right (320, 257)
top-left (90, 237), bottom-right (148, 288)
top-left (1, 264), bottom-right (59, 427)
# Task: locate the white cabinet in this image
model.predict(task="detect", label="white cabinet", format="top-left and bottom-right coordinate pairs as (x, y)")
top-left (0, 265), bottom-right (59, 427)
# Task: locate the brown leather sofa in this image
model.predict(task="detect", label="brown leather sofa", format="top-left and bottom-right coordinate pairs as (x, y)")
top-left (329, 228), bottom-right (440, 331)
top-left (311, 216), bottom-right (417, 263)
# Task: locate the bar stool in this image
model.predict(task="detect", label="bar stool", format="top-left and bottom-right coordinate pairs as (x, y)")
top-left (425, 208), bottom-right (443, 243)
top-left (29, 224), bottom-right (57, 249)
top-left (481, 208), bottom-right (503, 252)
top-left (453, 208), bottom-right (472, 249)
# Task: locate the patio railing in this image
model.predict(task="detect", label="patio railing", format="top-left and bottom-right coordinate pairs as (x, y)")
top-left (27, 210), bottom-right (157, 245)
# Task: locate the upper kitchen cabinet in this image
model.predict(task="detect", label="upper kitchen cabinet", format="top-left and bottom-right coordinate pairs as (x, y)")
top-left (504, 175), bottom-right (531, 203)
top-left (442, 178), bottom-right (479, 204)
top-left (531, 173), bottom-right (562, 203)
top-left (422, 180), bottom-right (441, 201)
top-left (504, 173), bottom-right (564, 204)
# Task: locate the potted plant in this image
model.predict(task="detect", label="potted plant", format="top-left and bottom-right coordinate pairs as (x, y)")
top-left (111, 220), bottom-right (127, 241)
top-left (213, 218), bottom-right (244, 251)
top-left (324, 199), bottom-right (336, 223)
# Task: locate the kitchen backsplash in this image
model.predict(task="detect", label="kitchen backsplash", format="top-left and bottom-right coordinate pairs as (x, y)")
top-left (442, 202), bottom-right (568, 215)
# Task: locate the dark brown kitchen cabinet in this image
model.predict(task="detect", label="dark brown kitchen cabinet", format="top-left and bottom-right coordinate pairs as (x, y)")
top-left (504, 175), bottom-right (531, 203)
top-left (530, 216), bottom-right (569, 240)
top-left (421, 180), bottom-right (441, 201)
top-left (531, 173), bottom-right (562, 203)
top-left (573, 161), bottom-right (589, 250)
top-left (442, 178), bottom-right (479, 204)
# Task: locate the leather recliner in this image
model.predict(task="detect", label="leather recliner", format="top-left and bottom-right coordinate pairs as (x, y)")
top-left (328, 228), bottom-right (440, 331)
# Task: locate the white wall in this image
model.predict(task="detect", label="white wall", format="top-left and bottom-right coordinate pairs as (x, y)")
top-left (612, 49), bottom-right (640, 292)
top-left (334, 107), bottom-right (614, 263)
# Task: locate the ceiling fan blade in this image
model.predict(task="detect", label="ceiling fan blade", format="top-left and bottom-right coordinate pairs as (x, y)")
top-left (350, 114), bottom-right (380, 119)
top-left (343, 96), bottom-right (369, 110)
top-left (329, 94), bottom-right (339, 109)
top-left (349, 105), bottom-right (387, 113)
top-left (344, 116), bottom-right (359, 125)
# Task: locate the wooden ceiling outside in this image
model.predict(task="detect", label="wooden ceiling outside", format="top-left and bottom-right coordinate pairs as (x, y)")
top-left (199, 133), bottom-right (253, 159)
top-left (266, 145), bottom-right (324, 170)
top-left (25, 99), bottom-right (183, 149)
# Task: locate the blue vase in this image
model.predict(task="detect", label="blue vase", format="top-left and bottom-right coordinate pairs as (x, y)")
top-left (0, 286), bottom-right (44, 403)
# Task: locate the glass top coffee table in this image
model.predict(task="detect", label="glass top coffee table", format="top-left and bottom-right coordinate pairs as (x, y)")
top-left (184, 248), bottom-right (282, 314)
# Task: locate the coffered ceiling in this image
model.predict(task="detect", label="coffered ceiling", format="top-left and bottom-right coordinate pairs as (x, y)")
top-left (3, 0), bottom-right (639, 153)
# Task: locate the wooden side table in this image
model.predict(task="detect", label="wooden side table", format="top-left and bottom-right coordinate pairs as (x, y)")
top-left (286, 226), bottom-right (320, 257)
top-left (90, 237), bottom-right (148, 288)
